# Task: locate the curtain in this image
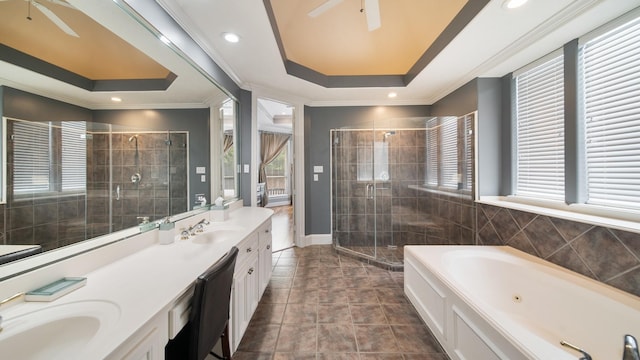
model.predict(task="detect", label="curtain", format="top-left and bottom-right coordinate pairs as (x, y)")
top-left (223, 133), bottom-right (233, 153)
top-left (259, 132), bottom-right (290, 206)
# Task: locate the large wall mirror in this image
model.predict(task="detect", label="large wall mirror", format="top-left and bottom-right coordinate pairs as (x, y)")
top-left (0, 0), bottom-right (239, 273)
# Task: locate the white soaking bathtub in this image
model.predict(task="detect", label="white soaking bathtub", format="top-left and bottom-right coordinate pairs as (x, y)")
top-left (404, 245), bottom-right (640, 360)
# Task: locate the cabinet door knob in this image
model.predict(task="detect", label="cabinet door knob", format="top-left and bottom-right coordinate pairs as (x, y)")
top-left (266, 245), bottom-right (271, 250)
top-left (248, 268), bottom-right (254, 275)
top-left (246, 247), bottom-right (252, 253)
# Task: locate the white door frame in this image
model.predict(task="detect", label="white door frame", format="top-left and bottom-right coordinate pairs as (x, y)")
top-left (251, 86), bottom-right (307, 247)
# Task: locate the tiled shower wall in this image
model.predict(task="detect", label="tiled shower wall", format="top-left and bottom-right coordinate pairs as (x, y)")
top-left (478, 203), bottom-right (640, 297)
top-left (406, 190), bottom-right (475, 247)
top-left (0, 131), bottom-right (188, 252)
top-left (332, 129), bottom-right (427, 252)
top-left (87, 132), bottom-right (188, 238)
top-left (333, 128), bottom-right (475, 261)
top-left (2, 121), bottom-right (86, 251)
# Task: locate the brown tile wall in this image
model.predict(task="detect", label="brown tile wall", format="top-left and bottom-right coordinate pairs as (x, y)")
top-left (333, 129), bottom-right (428, 249)
top-left (478, 203), bottom-right (640, 297)
top-left (1, 131), bottom-right (188, 252)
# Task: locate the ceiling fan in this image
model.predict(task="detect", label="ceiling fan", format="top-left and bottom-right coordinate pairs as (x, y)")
top-left (0, 0), bottom-right (79, 37)
top-left (308, 0), bottom-right (381, 31)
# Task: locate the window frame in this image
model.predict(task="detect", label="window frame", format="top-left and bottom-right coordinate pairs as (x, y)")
top-left (497, 10), bottom-right (640, 228)
top-left (4, 117), bottom-right (87, 201)
top-left (424, 114), bottom-right (475, 196)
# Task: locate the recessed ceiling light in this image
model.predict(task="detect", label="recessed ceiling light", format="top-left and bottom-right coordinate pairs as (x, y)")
top-left (223, 32), bottom-right (240, 43)
top-left (111, 97), bottom-right (122, 102)
top-left (388, 92), bottom-right (397, 98)
top-left (502, 0), bottom-right (528, 9)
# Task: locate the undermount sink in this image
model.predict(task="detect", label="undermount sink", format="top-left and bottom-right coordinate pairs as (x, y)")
top-left (192, 226), bottom-right (243, 244)
top-left (0, 300), bottom-right (121, 359)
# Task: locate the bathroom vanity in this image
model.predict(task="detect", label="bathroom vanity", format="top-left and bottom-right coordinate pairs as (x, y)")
top-left (0, 205), bottom-right (273, 359)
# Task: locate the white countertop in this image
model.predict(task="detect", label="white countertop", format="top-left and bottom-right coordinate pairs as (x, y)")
top-left (0, 206), bottom-right (273, 360)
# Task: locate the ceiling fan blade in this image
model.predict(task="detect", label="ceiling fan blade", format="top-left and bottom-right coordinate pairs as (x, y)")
top-left (364, 0), bottom-right (381, 31)
top-left (308, 0), bottom-right (344, 18)
top-left (46, 0), bottom-right (76, 10)
top-left (31, 1), bottom-right (79, 37)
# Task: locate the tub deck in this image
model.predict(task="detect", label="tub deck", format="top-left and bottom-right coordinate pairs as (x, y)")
top-left (404, 245), bottom-right (640, 360)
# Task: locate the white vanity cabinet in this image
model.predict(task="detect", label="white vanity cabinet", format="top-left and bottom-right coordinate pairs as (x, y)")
top-left (106, 312), bottom-right (168, 360)
top-left (258, 221), bottom-right (272, 297)
top-left (229, 218), bottom-right (273, 353)
top-left (0, 207), bottom-right (274, 360)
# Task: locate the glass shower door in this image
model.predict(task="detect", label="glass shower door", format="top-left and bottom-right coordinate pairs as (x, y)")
top-left (332, 128), bottom-right (379, 259)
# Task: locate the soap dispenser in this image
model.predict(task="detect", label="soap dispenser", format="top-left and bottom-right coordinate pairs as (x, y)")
top-left (158, 217), bottom-right (175, 245)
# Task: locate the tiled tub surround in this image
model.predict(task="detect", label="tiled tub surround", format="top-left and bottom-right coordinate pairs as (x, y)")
top-left (478, 203), bottom-right (640, 297)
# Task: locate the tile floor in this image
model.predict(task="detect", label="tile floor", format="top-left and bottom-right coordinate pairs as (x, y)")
top-left (233, 245), bottom-right (450, 360)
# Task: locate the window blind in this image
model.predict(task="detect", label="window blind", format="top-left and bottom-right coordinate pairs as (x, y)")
top-left (12, 120), bottom-right (51, 194)
top-left (515, 53), bottom-right (565, 200)
top-left (463, 114), bottom-right (474, 192)
top-left (61, 121), bottom-right (86, 191)
top-left (583, 16), bottom-right (640, 210)
top-left (441, 117), bottom-right (458, 189)
top-left (425, 118), bottom-right (438, 186)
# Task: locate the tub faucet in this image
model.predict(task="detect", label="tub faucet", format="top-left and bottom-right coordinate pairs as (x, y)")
top-left (560, 340), bottom-right (592, 360)
top-left (624, 334), bottom-right (640, 360)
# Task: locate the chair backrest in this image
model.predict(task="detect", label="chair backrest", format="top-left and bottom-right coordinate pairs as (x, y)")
top-left (188, 246), bottom-right (239, 360)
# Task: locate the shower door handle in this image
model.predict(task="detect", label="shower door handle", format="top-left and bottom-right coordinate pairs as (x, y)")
top-left (366, 183), bottom-right (374, 200)
top-left (116, 185), bottom-right (120, 200)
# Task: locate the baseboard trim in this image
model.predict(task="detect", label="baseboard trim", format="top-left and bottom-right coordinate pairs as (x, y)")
top-left (301, 234), bottom-right (332, 247)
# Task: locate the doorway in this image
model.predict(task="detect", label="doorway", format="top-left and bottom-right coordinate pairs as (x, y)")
top-left (257, 98), bottom-right (295, 251)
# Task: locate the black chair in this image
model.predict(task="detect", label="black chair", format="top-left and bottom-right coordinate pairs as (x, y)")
top-left (166, 246), bottom-right (239, 360)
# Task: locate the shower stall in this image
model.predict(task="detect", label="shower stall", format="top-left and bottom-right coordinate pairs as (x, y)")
top-left (3, 117), bottom-right (189, 252)
top-left (331, 114), bottom-right (476, 268)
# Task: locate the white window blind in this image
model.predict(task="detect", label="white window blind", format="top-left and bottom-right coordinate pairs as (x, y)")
top-left (61, 122), bottom-right (86, 192)
top-left (583, 16), bottom-right (640, 211)
top-left (425, 118), bottom-right (438, 186)
top-left (515, 53), bottom-right (565, 200)
top-left (463, 114), bottom-right (474, 191)
top-left (12, 120), bottom-right (51, 194)
top-left (441, 117), bottom-right (458, 189)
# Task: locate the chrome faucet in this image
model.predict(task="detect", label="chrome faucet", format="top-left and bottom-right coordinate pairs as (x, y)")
top-left (624, 334), bottom-right (640, 360)
top-left (187, 218), bottom-right (210, 235)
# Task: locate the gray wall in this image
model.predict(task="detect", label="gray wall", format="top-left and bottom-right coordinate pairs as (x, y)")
top-left (431, 78), bottom-right (503, 197)
top-left (304, 105), bottom-right (431, 235)
top-left (239, 89), bottom-right (252, 206)
top-left (2, 86), bottom-right (92, 122)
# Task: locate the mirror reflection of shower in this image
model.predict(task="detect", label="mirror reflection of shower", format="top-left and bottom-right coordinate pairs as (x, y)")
top-left (129, 134), bottom-right (142, 185)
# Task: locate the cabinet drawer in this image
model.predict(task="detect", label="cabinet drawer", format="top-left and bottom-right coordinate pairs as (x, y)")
top-left (258, 222), bottom-right (272, 248)
top-left (236, 232), bottom-right (259, 267)
top-left (168, 287), bottom-right (194, 339)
